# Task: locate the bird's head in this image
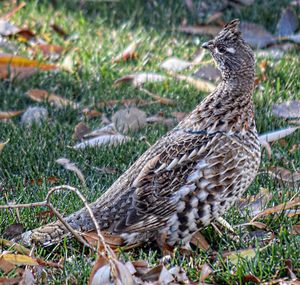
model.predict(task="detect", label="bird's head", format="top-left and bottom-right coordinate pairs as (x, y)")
top-left (202, 19), bottom-right (254, 78)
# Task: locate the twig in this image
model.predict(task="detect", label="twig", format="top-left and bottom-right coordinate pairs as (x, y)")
top-left (0, 201), bottom-right (47, 209)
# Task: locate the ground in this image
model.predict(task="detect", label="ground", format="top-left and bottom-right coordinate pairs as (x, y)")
top-left (0, 0), bottom-right (299, 284)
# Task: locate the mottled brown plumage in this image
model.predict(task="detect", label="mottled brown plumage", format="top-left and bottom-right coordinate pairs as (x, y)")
top-left (21, 19), bottom-right (261, 248)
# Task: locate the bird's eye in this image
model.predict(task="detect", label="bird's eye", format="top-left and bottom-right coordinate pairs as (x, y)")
top-left (217, 46), bottom-right (226, 53)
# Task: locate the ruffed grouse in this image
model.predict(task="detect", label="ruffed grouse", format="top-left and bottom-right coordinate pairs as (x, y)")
top-left (21, 19), bottom-right (261, 248)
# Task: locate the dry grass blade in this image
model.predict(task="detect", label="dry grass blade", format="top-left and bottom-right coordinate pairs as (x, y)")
top-left (56, 158), bottom-right (85, 185)
top-left (1, 2), bottom-right (26, 20)
top-left (26, 89), bottom-right (78, 109)
top-left (0, 110), bottom-right (24, 120)
top-left (169, 72), bottom-right (216, 92)
top-left (251, 199), bottom-right (300, 222)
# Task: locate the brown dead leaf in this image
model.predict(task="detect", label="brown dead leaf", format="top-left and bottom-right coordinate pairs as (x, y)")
top-left (177, 25), bottom-right (221, 36)
top-left (33, 44), bottom-right (64, 58)
top-left (269, 166), bottom-right (300, 184)
top-left (243, 274), bottom-right (261, 283)
top-left (0, 257), bottom-right (16, 273)
top-left (240, 22), bottom-right (275, 48)
top-left (82, 108), bottom-right (102, 119)
top-left (0, 139), bottom-right (9, 153)
top-left (291, 225), bottom-right (300, 234)
top-left (36, 210), bottom-right (54, 220)
top-left (0, 276), bottom-right (22, 285)
top-left (113, 41), bottom-right (138, 63)
top-left (73, 122), bottom-right (91, 141)
top-left (200, 263), bottom-right (213, 282)
top-left (50, 23), bottom-right (68, 38)
top-left (251, 198), bottom-right (300, 222)
top-left (27, 176), bottom-right (60, 186)
top-left (170, 72), bottom-right (216, 92)
top-left (0, 54), bottom-right (57, 80)
top-left (114, 73), bottom-right (166, 87)
top-left (191, 232), bottom-right (210, 250)
top-left (276, 7), bottom-right (298, 37)
top-left (272, 101), bottom-right (300, 118)
top-left (26, 89), bottom-right (78, 109)
top-left (56, 158), bottom-right (85, 185)
top-left (0, 110), bottom-right (24, 120)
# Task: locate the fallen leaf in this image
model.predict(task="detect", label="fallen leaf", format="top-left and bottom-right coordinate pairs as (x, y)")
top-left (74, 124), bottom-right (131, 149)
top-left (193, 64), bottom-right (221, 81)
top-left (33, 44), bottom-right (64, 59)
top-left (240, 22), bottom-right (275, 48)
top-left (21, 106), bottom-right (48, 126)
top-left (97, 98), bottom-right (151, 109)
top-left (25, 89), bottom-right (78, 109)
top-left (0, 110), bottom-right (23, 120)
top-left (140, 264), bottom-right (163, 282)
top-left (114, 73), bottom-right (166, 87)
top-left (190, 232), bottom-right (210, 250)
top-left (0, 276), bottom-right (22, 285)
top-left (0, 139), bottom-right (9, 153)
top-left (0, 257), bottom-right (16, 273)
top-left (83, 124), bottom-right (117, 139)
top-left (0, 20), bottom-right (20, 36)
top-left (224, 248), bottom-right (256, 265)
top-left (1, 254), bottom-right (38, 266)
top-left (82, 108), bottom-right (102, 119)
top-left (259, 127), bottom-right (300, 154)
top-left (50, 23), bottom-right (68, 38)
top-left (291, 225), bottom-right (300, 234)
top-left (171, 112), bottom-right (187, 122)
top-left (146, 115), bottom-right (176, 127)
top-left (73, 122), bottom-right (91, 141)
top-left (140, 87), bottom-right (176, 106)
top-left (268, 166), bottom-right (300, 184)
top-left (0, 238), bottom-right (30, 255)
top-left (170, 72), bottom-right (216, 92)
top-left (177, 25), bottom-right (221, 36)
top-left (113, 41), bottom-right (138, 63)
top-left (200, 263), bottom-right (213, 282)
top-left (276, 7), bottom-right (298, 37)
top-left (112, 107), bottom-right (147, 133)
top-left (27, 176), bottom-right (60, 186)
top-left (160, 57), bottom-right (192, 72)
top-left (243, 274), bottom-right (261, 283)
top-left (20, 269), bottom-right (35, 285)
top-left (159, 265), bottom-right (174, 283)
top-left (0, 54), bottom-right (57, 79)
top-left (251, 198), bottom-right (300, 222)
top-left (272, 101), bottom-right (300, 118)
top-left (3, 223), bottom-right (24, 239)
top-left (56, 158), bottom-right (85, 185)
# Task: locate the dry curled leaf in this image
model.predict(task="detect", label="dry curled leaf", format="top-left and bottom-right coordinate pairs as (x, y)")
top-left (200, 263), bottom-right (213, 282)
top-left (251, 198), bottom-right (300, 222)
top-left (240, 22), bottom-right (275, 48)
top-left (160, 57), bottom-right (192, 72)
top-left (268, 166), bottom-right (300, 184)
top-left (140, 87), bottom-right (176, 106)
top-left (0, 110), bottom-right (24, 120)
top-left (114, 73), bottom-right (166, 87)
top-left (272, 101), bottom-right (300, 119)
top-left (190, 232), bottom-right (210, 250)
top-left (26, 89), bottom-right (78, 109)
top-left (112, 107), bottom-right (147, 133)
top-left (0, 54), bottom-right (57, 80)
top-left (0, 254), bottom-right (38, 266)
top-left (73, 122), bottom-right (91, 141)
top-left (113, 41), bottom-right (139, 63)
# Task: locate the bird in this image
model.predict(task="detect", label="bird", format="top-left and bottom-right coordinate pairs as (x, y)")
top-left (20, 19), bottom-right (261, 249)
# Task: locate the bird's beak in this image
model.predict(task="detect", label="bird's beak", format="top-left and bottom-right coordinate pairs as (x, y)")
top-left (202, 40), bottom-right (213, 50)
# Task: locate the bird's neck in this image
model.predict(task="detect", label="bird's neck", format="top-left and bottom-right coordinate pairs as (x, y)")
top-left (180, 68), bottom-right (256, 132)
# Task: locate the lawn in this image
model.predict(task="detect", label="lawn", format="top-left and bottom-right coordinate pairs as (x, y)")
top-left (0, 0), bottom-right (299, 284)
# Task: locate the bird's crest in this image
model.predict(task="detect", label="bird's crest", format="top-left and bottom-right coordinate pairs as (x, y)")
top-left (217, 19), bottom-right (241, 42)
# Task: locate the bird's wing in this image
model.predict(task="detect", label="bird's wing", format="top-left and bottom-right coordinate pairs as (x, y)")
top-left (112, 129), bottom-right (248, 233)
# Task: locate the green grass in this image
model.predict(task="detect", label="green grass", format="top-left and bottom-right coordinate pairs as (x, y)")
top-left (0, 0), bottom-right (300, 284)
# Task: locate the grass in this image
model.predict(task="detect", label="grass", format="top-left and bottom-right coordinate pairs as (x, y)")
top-left (0, 0), bottom-right (300, 284)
